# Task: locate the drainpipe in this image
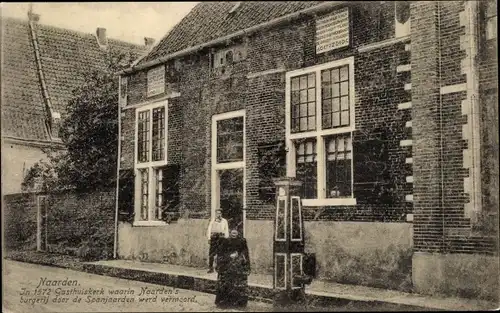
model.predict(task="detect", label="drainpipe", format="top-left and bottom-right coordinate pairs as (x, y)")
top-left (113, 76), bottom-right (122, 259)
top-left (468, 0), bottom-right (481, 223)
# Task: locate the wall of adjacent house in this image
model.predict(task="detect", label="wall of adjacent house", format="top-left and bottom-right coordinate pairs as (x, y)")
top-left (410, 1), bottom-right (498, 301)
top-left (118, 2), bottom-right (419, 292)
top-left (1, 142), bottom-right (49, 195)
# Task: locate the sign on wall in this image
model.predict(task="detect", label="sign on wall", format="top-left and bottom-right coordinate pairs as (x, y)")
top-left (315, 7), bottom-right (350, 54)
top-left (147, 65), bottom-right (165, 97)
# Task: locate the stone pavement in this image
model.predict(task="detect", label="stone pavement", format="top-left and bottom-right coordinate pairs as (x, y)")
top-left (84, 259), bottom-right (498, 311)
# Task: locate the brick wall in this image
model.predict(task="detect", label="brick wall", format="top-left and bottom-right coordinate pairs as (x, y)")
top-left (120, 3), bottom-right (415, 225)
top-left (3, 189), bottom-right (116, 258)
top-left (411, 1), bottom-right (497, 255)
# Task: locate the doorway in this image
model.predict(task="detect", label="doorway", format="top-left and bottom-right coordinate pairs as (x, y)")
top-left (217, 168), bottom-right (244, 234)
top-left (211, 110), bottom-right (246, 236)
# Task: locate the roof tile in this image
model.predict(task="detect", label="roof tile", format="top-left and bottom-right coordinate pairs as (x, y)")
top-left (139, 1), bottom-right (324, 65)
top-left (1, 17), bottom-right (147, 142)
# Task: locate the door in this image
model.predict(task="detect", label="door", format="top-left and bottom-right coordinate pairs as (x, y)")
top-left (37, 195), bottom-right (48, 251)
top-left (218, 168), bottom-right (244, 235)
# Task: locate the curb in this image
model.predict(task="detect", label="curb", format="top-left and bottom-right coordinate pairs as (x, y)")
top-left (80, 263), bottom-right (432, 311)
top-left (7, 257), bottom-right (483, 311)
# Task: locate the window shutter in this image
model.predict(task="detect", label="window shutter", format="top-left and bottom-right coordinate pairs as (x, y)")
top-left (118, 169), bottom-right (135, 223)
top-left (160, 164), bottom-right (181, 223)
top-left (352, 132), bottom-right (393, 205)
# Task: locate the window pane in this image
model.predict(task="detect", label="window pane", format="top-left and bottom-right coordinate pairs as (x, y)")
top-left (325, 134), bottom-right (352, 198)
top-left (300, 76), bottom-right (308, 89)
top-left (308, 73), bottom-right (316, 88)
top-left (291, 74), bottom-right (316, 133)
top-left (300, 90), bottom-right (308, 103)
top-left (292, 105), bottom-right (299, 118)
top-left (340, 65), bottom-right (349, 81)
top-left (323, 85), bottom-right (331, 98)
top-left (332, 68), bottom-right (340, 83)
top-left (139, 168), bottom-right (149, 220)
top-left (322, 99), bottom-right (331, 114)
top-left (341, 111), bottom-right (350, 126)
top-left (341, 96), bottom-right (349, 110)
top-left (295, 139), bottom-right (317, 199)
top-left (155, 168), bottom-right (163, 220)
top-left (308, 88), bottom-right (315, 102)
top-left (308, 103), bottom-right (316, 116)
top-left (322, 114), bottom-right (332, 129)
top-left (333, 113), bottom-right (340, 127)
top-left (152, 107), bottom-right (166, 161)
top-left (322, 71), bottom-right (330, 82)
top-left (299, 118), bottom-right (308, 131)
top-left (217, 116), bottom-right (244, 163)
top-left (332, 84), bottom-right (340, 97)
top-left (137, 110), bottom-right (150, 163)
top-left (320, 65), bottom-right (351, 130)
top-left (300, 103), bottom-right (308, 116)
top-left (341, 81), bottom-right (349, 96)
top-left (292, 78), bottom-right (300, 91)
top-left (332, 98), bottom-right (340, 112)
top-left (308, 117), bottom-right (316, 130)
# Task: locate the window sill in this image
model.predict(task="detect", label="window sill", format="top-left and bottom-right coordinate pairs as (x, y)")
top-left (133, 220), bottom-right (168, 227)
top-left (302, 198), bottom-right (357, 207)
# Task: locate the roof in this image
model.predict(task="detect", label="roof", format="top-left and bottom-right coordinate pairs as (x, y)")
top-left (138, 1), bottom-right (325, 65)
top-left (1, 16), bottom-right (147, 142)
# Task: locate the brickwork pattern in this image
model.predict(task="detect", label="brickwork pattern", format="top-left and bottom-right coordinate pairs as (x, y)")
top-left (121, 4), bottom-right (413, 224)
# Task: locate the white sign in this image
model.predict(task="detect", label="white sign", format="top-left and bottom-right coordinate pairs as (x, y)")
top-left (147, 65), bottom-right (165, 97)
top-left (316, 7), bottom-right (350, 54)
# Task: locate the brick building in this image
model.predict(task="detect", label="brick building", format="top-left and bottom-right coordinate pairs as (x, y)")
top-left (1, 13), bottom-right (148, 194)
top-left (117, 2), bottom-right (498, 300)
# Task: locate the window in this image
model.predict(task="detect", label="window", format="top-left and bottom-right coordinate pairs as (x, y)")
top-left (286, 57), bottom-right (356, 206)
top-left (134, 101), bottom-right (172, 225)
top-left (216, 116), bottom-right (244, 163)
top-left (395, 1), bottom-right (411, 38)
top-left (147, 65), bottom-right (165, 97)
top-left (211, 110), bottom-right (246, 229)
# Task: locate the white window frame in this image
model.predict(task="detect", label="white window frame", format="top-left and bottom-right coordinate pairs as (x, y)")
top-left (285, 57), bottom-right (356, 207)
top-left (210, 110), bottom-right (246, 235)
top-left (133, 100), bottom-right (168, 226)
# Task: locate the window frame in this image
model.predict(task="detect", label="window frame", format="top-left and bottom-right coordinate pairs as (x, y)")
top-left (285, 57), bottom-right (356, 207)
top-left (133, 100), bottom-right (169, 226)
top-left (210, 110), bottom-right (246, 226)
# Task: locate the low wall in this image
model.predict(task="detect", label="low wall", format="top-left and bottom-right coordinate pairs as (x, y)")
top-left (413, 252), bottom-right (499, 301)
top-left (3, 193), bottom-right (38, 250)
top-left (119, 219), bottom-right (413, 291)
top-left (3, 189), bottom-right (115, 259)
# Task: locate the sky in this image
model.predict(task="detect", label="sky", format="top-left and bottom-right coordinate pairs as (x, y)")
top-left (1, 2), bottom-right (198, 45)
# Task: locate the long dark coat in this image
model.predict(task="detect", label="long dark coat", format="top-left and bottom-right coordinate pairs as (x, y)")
top-left (215, 237), bottom-right (251, 308)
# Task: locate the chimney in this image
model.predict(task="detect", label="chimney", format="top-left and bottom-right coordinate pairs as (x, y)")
top-left (96, 27), bottom-right (108, 46)
top-left (28, 11), bottom-right (40, 23)
top-left (144, 37), bottom-right (155, 48)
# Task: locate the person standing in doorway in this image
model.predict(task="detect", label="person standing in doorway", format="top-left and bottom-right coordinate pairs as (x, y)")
top-left (206, 209), bottom-right (229, 273)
